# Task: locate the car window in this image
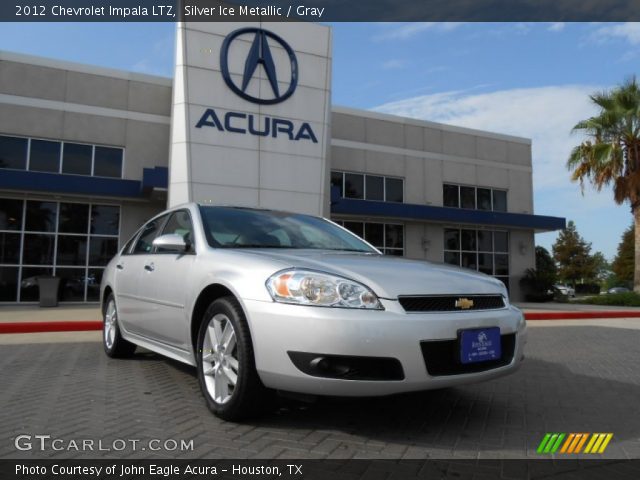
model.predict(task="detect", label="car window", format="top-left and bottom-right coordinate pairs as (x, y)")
top-left (120, 232), bottom-right (139, 256)
top-left (132, 216), bottom-right (166, 254)
top-left (199, 206), bottom-right (377, 252)
top-left (157, 210), bottom-right (194, 253)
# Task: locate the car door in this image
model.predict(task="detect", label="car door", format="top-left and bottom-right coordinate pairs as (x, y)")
top-left (112, 231), bottom-right (141, 326)
top-left (117, 214), bottom-right (168, 337)
top-left (135, 209), bottom-right (196, 349)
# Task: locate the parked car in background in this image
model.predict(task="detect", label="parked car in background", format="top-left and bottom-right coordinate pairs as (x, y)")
top-left (607, 287), bottom-right (630, 294)
top-left (553, 284), bottom-right (575, 297)
top-left (101, 204), bottom-right (527, 421)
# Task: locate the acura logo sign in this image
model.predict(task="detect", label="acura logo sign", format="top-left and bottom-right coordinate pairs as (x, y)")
top-left (220, 28), bottom-right (298, 105)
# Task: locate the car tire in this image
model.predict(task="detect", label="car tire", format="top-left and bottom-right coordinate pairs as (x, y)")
top-left (103, 294), bottom-right (137, 358)
top-left (196, 296), bottom-right (271, 421)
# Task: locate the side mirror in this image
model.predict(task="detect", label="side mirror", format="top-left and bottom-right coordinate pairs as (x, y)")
top-left (152, 233), bottom-right (189, 253)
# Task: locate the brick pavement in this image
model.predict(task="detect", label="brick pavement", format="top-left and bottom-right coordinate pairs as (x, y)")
top-left (0, 326), bottom-right (639, 461)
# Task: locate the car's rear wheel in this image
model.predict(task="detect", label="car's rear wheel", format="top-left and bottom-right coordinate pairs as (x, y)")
top-left (103, 294), bottom-right (136, 358)
top-left (196, 296), bottom-right (269, 421)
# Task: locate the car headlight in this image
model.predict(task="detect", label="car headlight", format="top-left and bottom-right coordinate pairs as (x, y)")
top-left (266, 269), bottom-right (383, 309)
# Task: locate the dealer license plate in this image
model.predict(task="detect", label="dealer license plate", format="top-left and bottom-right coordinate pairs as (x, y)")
top-left (460, 327), bottom-right (501, 364)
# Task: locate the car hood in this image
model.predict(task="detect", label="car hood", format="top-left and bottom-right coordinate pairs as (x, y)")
top-left (240, 249), bottom-right (507, 299)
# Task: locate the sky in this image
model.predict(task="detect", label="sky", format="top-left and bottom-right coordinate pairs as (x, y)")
top-left (1, 21), bottom-right (638, 260)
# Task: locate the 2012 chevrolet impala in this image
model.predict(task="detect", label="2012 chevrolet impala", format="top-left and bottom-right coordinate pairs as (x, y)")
top-left (101, 204), bottom-right (527, 420)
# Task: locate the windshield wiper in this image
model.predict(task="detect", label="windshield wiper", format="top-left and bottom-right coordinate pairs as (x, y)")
top-left (319, 248), bottom-right (374, 252)
top-left (220, 244), bottom-right (300, 249)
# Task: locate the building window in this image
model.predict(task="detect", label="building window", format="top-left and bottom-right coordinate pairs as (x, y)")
top-left (330, 171), bottom-right (343, 198)
top-left (344, 173), bottom-right (364, 199)
top-left (0, 134), bottom-right (124, 179)
top-left (331, 171), bottom-right (404, 203)
top-left (0, 136), bottom-right (27, 170)
top-left (365, 175), bottom-right (384, 201)
top-left (492, 189), bottom-right (507, 212)
top-left (443, 184), bottom-right (459, 207)
top-left (443, 227), bottom-right (509, 288)
top-left (477, 188), bottom-right (492, 211)
top-left (0, 197), bottom-right (120, 303)
top-left (442, 183), bottom-right (507, 212)
top-left (62, 143), bottom-right (92, 175)
top-left (335, 220), bottom-right (404, 256)
top-left (94, 146), bottom-right (124, 178)
top-left (385, 177), bottom-right (404, 203)
top-left (29, 139), bottom-right (61, 173)
top-left (460, 186), bottom-right (475, 209)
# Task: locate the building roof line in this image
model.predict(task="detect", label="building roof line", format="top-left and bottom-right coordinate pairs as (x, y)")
top-left (0, 50), bottom-right (173, 87)
top-left (332, 105), bottom-right (532, 145)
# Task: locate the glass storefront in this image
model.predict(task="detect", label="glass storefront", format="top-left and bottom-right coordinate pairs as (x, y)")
top-left (443, 227), bottom-right (510, 289)
top-left (0, 197), bottom-right (120, 302)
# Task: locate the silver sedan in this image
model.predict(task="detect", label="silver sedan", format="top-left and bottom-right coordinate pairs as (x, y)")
top-left (101, 203), bottom-right (527, 420)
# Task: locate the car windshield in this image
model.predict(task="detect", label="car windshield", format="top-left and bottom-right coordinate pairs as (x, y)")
top-left (199, 206), bottom-right (377, 252)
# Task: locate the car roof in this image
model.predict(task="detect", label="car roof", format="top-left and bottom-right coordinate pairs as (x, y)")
top-left (195, 203), bottom-right (311, 216)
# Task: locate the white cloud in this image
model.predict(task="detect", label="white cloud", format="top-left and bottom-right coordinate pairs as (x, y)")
top-left (373, 23), bottom-right (465, 41)
top-left (548, 22), bottom-right (566, 32)
top-left (381, 59), bottom-right (408, 70)
top-left (592, 22), bottom-right (640, 45)
top-left (374, 85), bottom-right (600, 192)
top-left (374, 84), bottom-right (632, 257)
top-left (131, 33), bottom-right (175, 76)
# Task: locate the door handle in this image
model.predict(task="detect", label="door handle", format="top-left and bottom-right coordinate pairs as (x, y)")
top-left (144, 263), bottom-right (155, 272)
top-left (116, 263), bottom-right (124, 270)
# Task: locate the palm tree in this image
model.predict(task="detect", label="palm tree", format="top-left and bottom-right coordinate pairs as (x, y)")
top-left (568, 77), bottom-right (640, 292)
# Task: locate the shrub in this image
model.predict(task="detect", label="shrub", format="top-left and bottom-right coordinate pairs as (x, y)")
top-left (520, 268), bottom-right (555, 302)
top-left (575, 283), bottom-right (601, 295)
top-left (576, 292), bottom-right (640, 307)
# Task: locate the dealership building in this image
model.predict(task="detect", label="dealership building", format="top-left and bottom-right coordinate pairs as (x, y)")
top-left (0, 22), bottom-right (564, 304)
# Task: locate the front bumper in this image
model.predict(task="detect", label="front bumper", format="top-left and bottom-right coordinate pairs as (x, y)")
top-left (243, 298), bottom-right (527, 396)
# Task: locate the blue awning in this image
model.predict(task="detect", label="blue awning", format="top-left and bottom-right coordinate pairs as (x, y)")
top-left (331, 196), bottom-right (565, 232)
top-left (0, 167), bottom-right (169, 199)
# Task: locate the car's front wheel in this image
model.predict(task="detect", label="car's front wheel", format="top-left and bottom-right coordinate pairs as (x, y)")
top-left (103, 294), bottom-right (136, 358)
top-left (196, 297), bottom-right (269, 421)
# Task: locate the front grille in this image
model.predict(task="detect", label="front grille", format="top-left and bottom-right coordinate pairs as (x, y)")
top-left (398, 295), bottom-right (505, 312)
top-left (420, 333), bottom-right (516, 376)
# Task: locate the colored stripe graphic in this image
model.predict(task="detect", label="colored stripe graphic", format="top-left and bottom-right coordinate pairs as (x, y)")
top-left (598, 434), bottom-right (613, 453)
top-left (536, 433), bottom-right (565, 454)
top-left (585, 433), bottom-right (614, 454)
top-left (550, 433), bottom-right (565, 453)
top-left (539, 433), bottom-right (613, 454)
top-left (560, 434), bottom-right (575, 453)
top-left (584, 434), bottom-right (598, 453)
top-left (574, 433), bottom-right (589, 453)
top-left (537, 434), bottom-right (552, 454)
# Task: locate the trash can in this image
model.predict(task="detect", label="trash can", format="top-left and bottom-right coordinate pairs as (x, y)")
top-left (37, 276), bottom-right (61, 307)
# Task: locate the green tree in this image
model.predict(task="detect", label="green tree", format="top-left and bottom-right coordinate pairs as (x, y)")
top-left (552, 221), bottom-right (595, 286)
top-left (591, 251), bottom-right (611, 284)
top-left (535, 246), bottom-right (557, 278)
top-left (612, 224), bottom-right (634, 286)
top-left (567, 77), bottom-right (640, 292)
top-left (520, 247), bottom-right (558, 301)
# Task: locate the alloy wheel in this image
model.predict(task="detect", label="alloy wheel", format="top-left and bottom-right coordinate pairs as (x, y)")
top-left (201, 313), bottom-right (239, 404)
top-left (104, 300), bottom-right (117, 349)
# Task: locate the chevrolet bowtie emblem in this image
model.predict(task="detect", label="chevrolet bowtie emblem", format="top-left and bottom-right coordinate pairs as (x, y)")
top-left (455, 298), bottom-right (474, 309)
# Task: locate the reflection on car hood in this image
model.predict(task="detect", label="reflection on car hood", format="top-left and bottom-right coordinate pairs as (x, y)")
top-left (239, 249), bottom-right (506, 299)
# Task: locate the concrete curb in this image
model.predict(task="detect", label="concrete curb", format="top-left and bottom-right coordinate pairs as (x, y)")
top-left (2, 311), bottom-right (640, 334)
top-left (525, 311), bottom-right (640, 320)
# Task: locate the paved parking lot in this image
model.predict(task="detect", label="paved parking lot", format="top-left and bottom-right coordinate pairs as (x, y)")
top-left (1, 324), bottom-right (639, 460)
